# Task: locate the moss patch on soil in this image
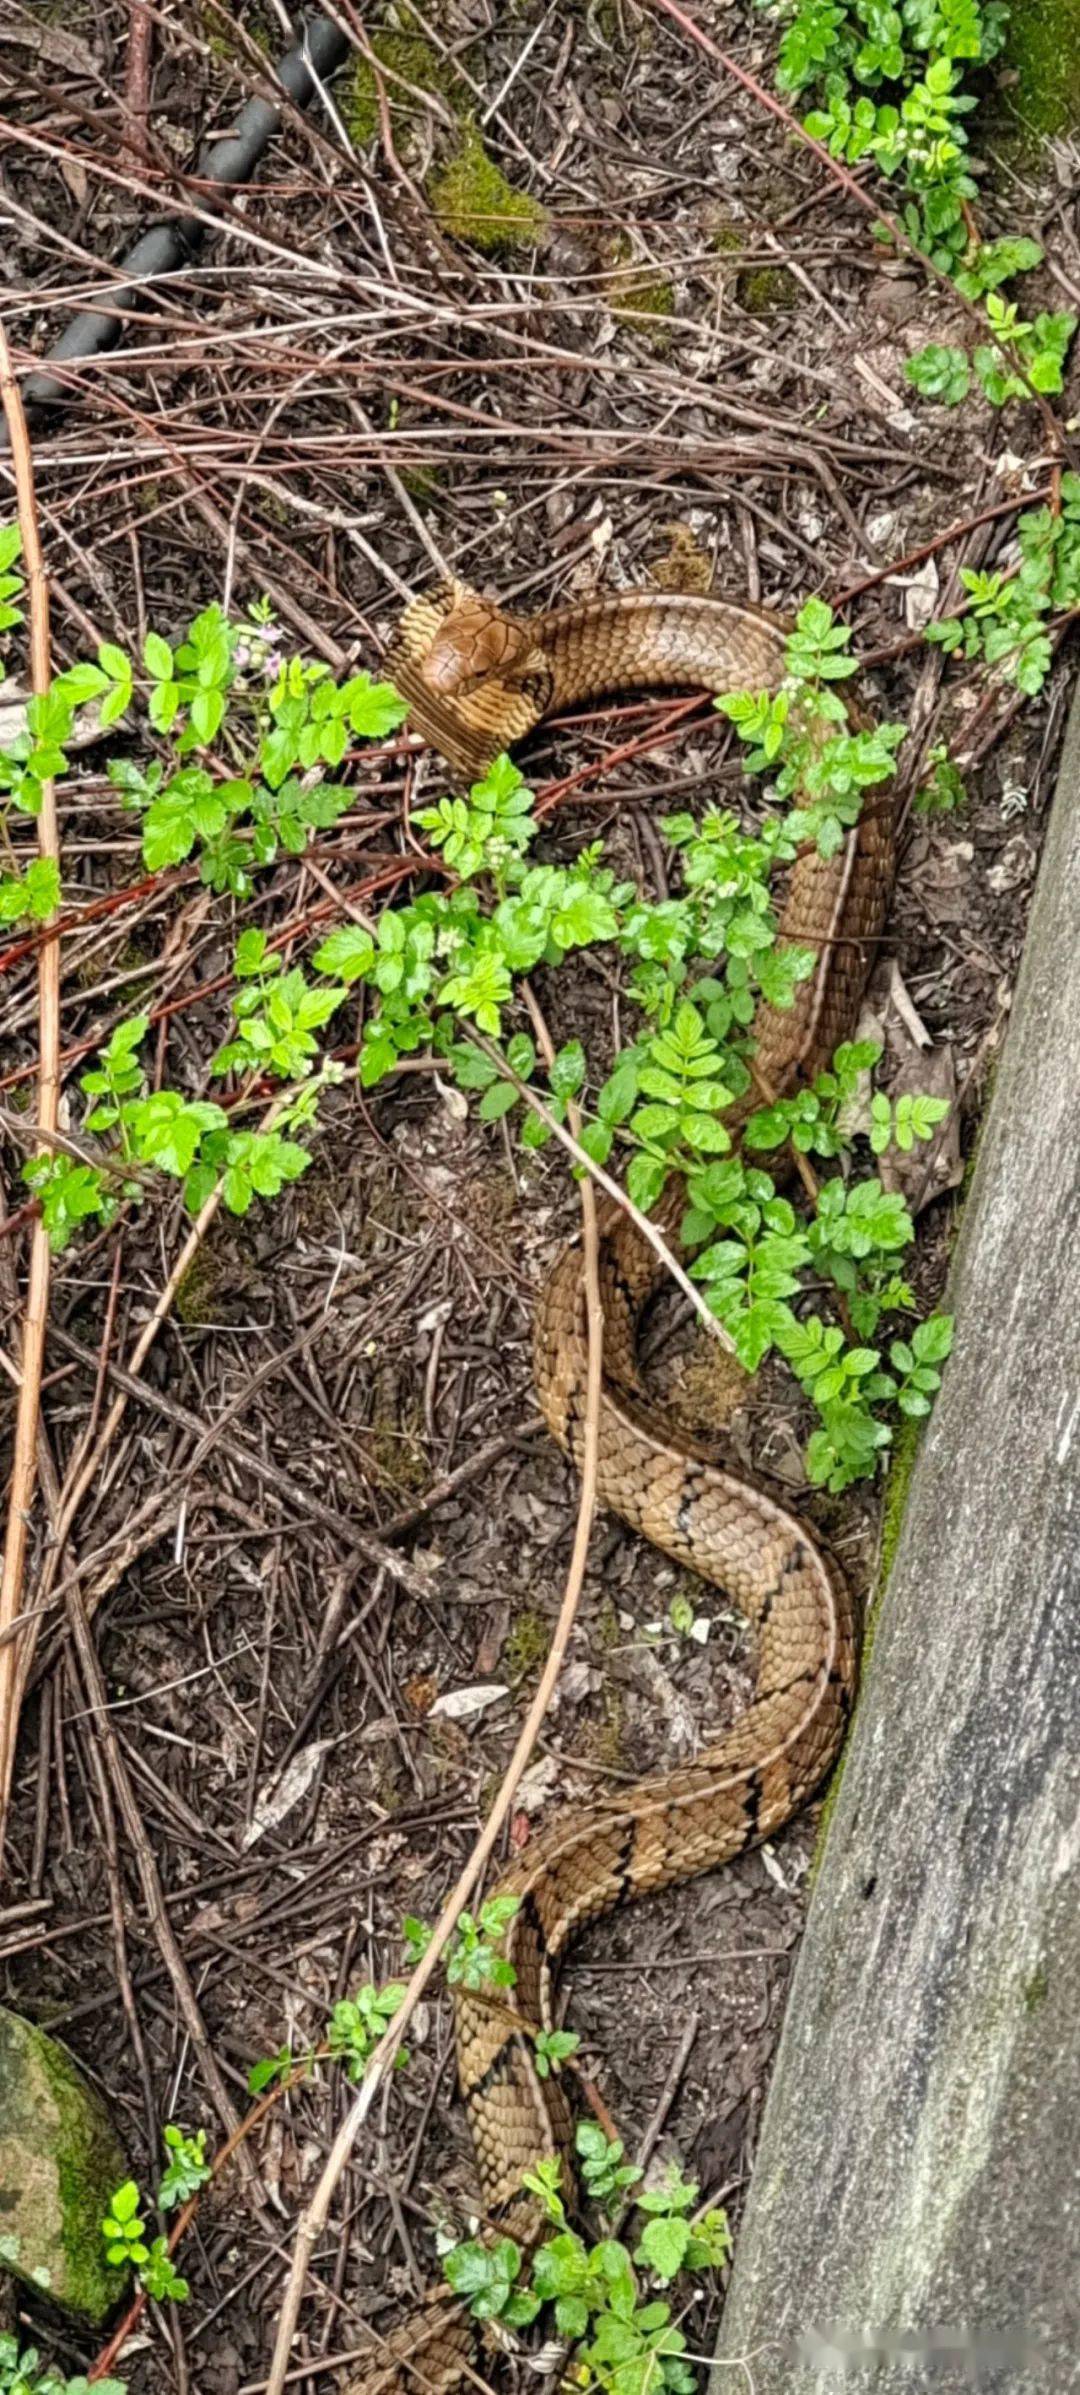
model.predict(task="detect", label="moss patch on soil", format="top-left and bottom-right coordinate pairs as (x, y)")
top-left (736, 264), bottom-right (799, 316)
top-left (368, 1361), bottom-right (430, 1495)
top-left (174, 1232), bottom-right (249, 1326)
top-left (608, 267), bottom-right (677, 347)
top-left (347, 28), bottom-right (463, 146)
top-left (430, 126), bottom-right (547, 254)
top-left (503, 1608), bottom-right (550, 1685)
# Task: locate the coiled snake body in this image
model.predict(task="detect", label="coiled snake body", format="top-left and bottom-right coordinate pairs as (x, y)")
top-left (358, 584), bottom-right (895, 2391)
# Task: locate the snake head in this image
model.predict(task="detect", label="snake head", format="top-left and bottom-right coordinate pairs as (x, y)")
top-left (421, 595), bottom-right (535, 697)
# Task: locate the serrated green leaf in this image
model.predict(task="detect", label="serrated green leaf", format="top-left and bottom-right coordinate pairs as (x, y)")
top-left (626, 1152), bottom-right (668, 1211)
top-left (143, 630), bottom-right (174, 678)
top-left (550, 1039), bottom-right (585, 1099)
top-left (634, 2214), bottom-right (691, 2282)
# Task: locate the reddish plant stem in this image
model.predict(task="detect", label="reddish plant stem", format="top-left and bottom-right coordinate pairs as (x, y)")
top-left (833, 489), bottom-right (1050, 607)
top-left (122, 2), bottom-right (154, 168)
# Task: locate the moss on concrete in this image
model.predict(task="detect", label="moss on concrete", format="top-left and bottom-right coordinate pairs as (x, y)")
top-left (430, 125), bottom-right (547, 255)
top-left (1023, 1960), bottom-right (1048, 2012)
top-left (999, 0), bottom-right (1080, 145)
top-left (0, 2008), bottom-right (129, 2322)
top-left (809, 1410), bottom-right (926, 1880)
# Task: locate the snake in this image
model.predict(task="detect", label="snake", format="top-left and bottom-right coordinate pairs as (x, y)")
top-left (352, 581), bottom-right (896, 2393)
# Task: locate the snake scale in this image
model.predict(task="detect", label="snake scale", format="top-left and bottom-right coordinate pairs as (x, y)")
top-left (351, 582), bottom-right (896, 2393)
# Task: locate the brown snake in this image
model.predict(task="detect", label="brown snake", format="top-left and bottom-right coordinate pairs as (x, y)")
top-left (353, 582), bottom-right (896, 2392)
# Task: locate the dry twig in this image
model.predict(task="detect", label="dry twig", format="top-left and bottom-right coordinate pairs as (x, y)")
top-left (262, 1106), bottom-right (606, 2395)
top-left (0, 321), bottom-right (60, 1827)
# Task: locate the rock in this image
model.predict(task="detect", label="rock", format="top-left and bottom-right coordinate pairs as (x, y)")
top-left (713, 682), bottom-right (1080, 2388)
top-left (0, 2007), bottom-right (129, 2322)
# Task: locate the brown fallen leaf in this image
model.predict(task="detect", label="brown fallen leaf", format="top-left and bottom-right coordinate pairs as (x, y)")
top-left (877, 1041), bottom-right (962, 1216)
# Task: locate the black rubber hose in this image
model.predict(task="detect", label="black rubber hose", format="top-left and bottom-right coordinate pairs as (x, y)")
top-left (16, 13), bottom-right (351, 417)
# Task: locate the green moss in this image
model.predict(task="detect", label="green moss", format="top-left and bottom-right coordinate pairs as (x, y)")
top-left (0, 2007), bottom-right (129, 2323)
top-left (197, 3), bottom-right (269, 61)
top-left (347, 28), bottom-right (461, 146)
top-left (504, 1607), bottom-right (550, 1684)
top-left (999, 0), bottom-right (1080, 145)
top-left (430, 125), bottom-right (547, 255)
top-left (594, 1690), bottom-right (625, 1772)
top-left (174, 1237), bottom-right (239, 1326)
top-left (400, 465), bottom-right (443, 505)
top-left (609, 269), bottom-right (677, 349)
top-left (876, 1411), bottom-right (925, 1600)
top-left (594, 1595), bottom-right (623, 1652)
top-left (1023, 1962), bottom-right (1048, 2012)
top-left (368, 1365), bottom-right (429, 1495)
top-left (736, 264), bottom-right (799, 317)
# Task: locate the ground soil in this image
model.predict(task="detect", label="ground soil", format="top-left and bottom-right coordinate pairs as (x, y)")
top-left (1, 6), bottom-right (1078, 2391)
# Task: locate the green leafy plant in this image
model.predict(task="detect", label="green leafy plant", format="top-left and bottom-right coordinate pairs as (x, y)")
top-left (0, 524), bottom-right (23, 631)
top-left (744, 1037), bottom-right (881, 1160)
top-left (101, 2182), bottom-right (150, 2271)
top-left (915, 743), bottom-right (967, 812)
top-left (417, 754), bottom-right (537, 884)
top-left (447, 1894), bottom-right (521, 1991)
top-left (101, 2127), bottom-right (211, 2308)
top-left (0, 2337), bottom-right (123, 2395)
top-left (534, 2028), bottom-right (581, 2079)
top-left (765, 0), bottom-right (1075, 403)
top-left (327, 1983), bottom-right (410, 2078)
top-left (926, 477), bottom-right (1080, 696)
top-left (0, 854), bottom-right (59, 925)
top-left (105, 622), bottom-right (405, 893)
top-left (769, 0), bottom-right (998, 266)
top-left (869, 1089), bottom-right (950, 1154)
top-left (213, 931), bottom-right (349, 1082)
top-left (158, 2126), bottom-right (211, 2211)
top-left (2, 555), bottom-right (954, 1503)
top-left (136, 2242), bottom-right (189, 2304)
top-left (576, 2123), bottom-right (643, 2209)
top-left (247, 2043), bottom-right (296, 2095)
top-left (903, 341), bottom-right (970, 403)
top-left (633, 2166), bottom-right (731, 2283)
top-left (443, 2236), bottom-right (540, 2326)
top-left (445, 2134), bottom-right (731, 2395)
top-left (18, 1010), bottom-right (315, 1250)
top-left (247, 1961), bottom-right (419, 2097)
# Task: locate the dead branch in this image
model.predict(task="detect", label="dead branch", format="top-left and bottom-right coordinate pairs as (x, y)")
top-left (0, 321), bottom-right (61, 1829)
top-left (261, 1106), bottom-right (606, 2395)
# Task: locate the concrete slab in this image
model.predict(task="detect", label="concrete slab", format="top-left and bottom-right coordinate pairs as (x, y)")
top-left (712, 680), bottom-right (1080, 2394)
